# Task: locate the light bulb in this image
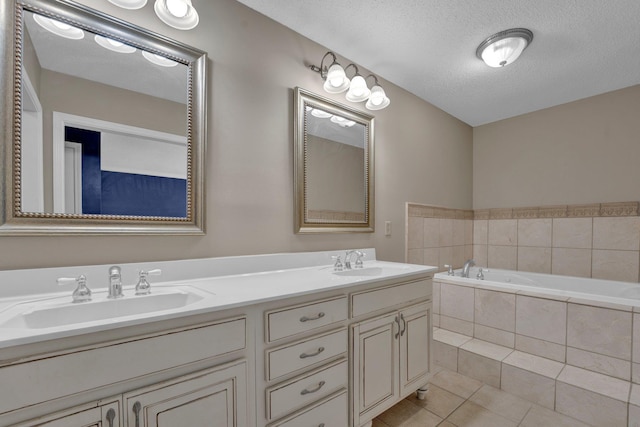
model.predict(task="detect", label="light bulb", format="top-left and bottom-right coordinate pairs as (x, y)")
top-left (165, 0), bottom-right (188, 18)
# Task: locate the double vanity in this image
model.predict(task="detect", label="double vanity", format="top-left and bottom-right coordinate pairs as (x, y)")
top-left (0, 249), bottom-right (435, 427)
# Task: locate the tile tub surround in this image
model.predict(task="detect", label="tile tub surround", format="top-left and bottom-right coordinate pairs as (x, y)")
top-left (406, 204), bottom-right (474, 272)
top-left (407, 201), bottom-right (640, 283)
top-left (432, 274), bottom-right (638, 427)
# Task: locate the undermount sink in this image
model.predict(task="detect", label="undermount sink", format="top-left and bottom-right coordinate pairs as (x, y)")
top-left (334, 266), bottom-right (409, 277)
top-left (0, 287), bottom-right (208, 330)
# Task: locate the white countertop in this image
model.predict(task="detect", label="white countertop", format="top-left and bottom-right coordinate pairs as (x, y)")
top-left (0, 249), bottom-right (436, 350)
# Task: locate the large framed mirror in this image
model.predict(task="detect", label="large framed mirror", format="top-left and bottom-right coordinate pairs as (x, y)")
top-left (294, 87), bottom-right (374, 233)
top-left (0, 0), bottom-right (207, 235)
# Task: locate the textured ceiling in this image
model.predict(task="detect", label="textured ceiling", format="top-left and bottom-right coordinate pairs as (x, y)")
top-left (235, 0), bottom-right (640, 126)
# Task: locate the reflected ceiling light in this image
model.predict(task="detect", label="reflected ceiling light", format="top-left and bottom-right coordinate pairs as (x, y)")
top-left (154, 0), bottom-right (199, 30)
top-left (94, 35), bottom-right (136, 53)
top-left (142, 50), bottom-right (179, 67)
top-left (309, 51), bottom-right (390, 110)
top-left (33, 14), bottom-right (84, 40)
top-left (310, 108), bottom-right (333, 119)
top-left (476, 28), bottom-right (533, 68)
top-left (107, 0), bottom-right (148, 9)
top-left (330, 116), bottom-right (356, 127)
top-left (365, 75), bottom-right (390, 110)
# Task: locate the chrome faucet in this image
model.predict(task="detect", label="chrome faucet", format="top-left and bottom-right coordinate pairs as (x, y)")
top-left (344, 250), bottom-right (364, 269)
top-left (461, 259), bottom-right (476, 278)
top-left (108, 266), bottom-right (123, 299)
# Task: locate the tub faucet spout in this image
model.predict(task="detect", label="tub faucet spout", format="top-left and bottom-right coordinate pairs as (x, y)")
top-left (462, 259), bottom-right (476, 278)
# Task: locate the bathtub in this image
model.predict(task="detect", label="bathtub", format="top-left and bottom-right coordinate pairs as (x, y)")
top-left (435, 267), bottom-right (640, 306)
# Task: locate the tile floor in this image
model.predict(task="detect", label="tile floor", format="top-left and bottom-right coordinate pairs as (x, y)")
top-left (372, 369), bottom-right (591, 427)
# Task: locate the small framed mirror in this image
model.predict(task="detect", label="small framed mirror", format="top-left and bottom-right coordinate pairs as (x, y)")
top-left (294, 87), bottom-right (374, 233)
top-left (0, 0), bottom-right (207, 235)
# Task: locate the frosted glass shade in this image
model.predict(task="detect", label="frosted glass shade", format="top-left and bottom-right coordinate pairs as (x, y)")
top-left (477, 28), bottom-right (533, 68)
top-left (154, 0), bottom-right (199, 30)
top-left (345, 75), bottom-right (371, 102)
top-left (107, 0), bottom-right (148, 9)
top-left (323, 63), bottom-right (350, 93)
top-left (365, 85), bottom-right (390, 110)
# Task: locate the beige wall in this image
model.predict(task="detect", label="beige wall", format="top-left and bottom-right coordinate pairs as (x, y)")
top-left (1, 0), bottom-right (472, 270)
top-left (306, 136), bottom-right (364, 214)
top-left (473, 85), bottom-right (640, 209)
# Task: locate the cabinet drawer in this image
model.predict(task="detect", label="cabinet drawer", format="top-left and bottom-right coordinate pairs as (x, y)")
top-left (0, 317), bottom-right (246, 415)
top-left (268, 390), bottom-right (348, 427)
top-left (351, 279), bottom-right (431, 318)
top-left (266, 359), bottom-right (347, 421)
top-left (266, 296), bottom-right (347, 342)
top-left (266, 328), bottom-right (347, 381)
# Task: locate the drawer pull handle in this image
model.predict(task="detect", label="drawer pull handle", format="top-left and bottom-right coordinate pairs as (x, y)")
top-left (394, 315), bottom-right (401, 339)
top-left (133, 401), bottom-right (142, 427)
top-left (106, 408), bottom-right (116, 427)
top-left (300, 380), bottom-right (326, 395)
top-left (300, 346), bottom-right (325, 359)
top-left (400, 313), bottom-right (407, 337)
top-left (300, 312), bottom-right (325, 322)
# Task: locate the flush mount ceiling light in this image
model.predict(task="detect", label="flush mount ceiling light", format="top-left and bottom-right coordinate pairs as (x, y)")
top-left (154, 0), bottom-right (199, 30)
top-left (107, 0), bottom-right (148, 9)
top-left (33, 14), bottom-right (84, 40)
top-left (142, 50), bottom-right (179, 67)
top-left (476, 28), bottom-right (533, 68)
top-left (94, 35), bottom-right (136, 53)
top-left (309, 51), bottom-right (390, 110)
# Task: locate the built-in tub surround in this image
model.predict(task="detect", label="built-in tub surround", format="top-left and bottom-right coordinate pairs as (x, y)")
top-left (474, 201), bottom-right (640, 283)
top-left (407, 201), bottom-right (640, 283)
top-left (433, 268), bottom-right (640, 427)
top-left (405, 204), bottom-right (474, 272)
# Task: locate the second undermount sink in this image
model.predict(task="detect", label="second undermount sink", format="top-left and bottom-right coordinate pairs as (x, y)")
top-left (0, 287), bottom-right (209, 330)
top-left (333, 265), bottom-right (410, 277)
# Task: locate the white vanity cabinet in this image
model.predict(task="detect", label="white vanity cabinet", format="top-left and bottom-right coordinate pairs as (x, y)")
top-left (350, 279), bottom-right (432, 427)
top-left (1, 315), bottom-right (250, 427)
top-left (123, 360), bottom-right (247, 427)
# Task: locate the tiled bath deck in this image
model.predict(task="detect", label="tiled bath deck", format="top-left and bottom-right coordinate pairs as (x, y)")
top-left (374, 368), bottom-right (591, 427)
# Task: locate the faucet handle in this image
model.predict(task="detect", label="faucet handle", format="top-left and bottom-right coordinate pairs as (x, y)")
top-left (135, 269), bottom-right (162, 295)
top-left (331, 255), bottom-right (343, 271)
top-left (58, 275), bottom-right (92, 303)
top-left (355, 251), bottom-right (365, 268)
top-left (444, 264), bottom-right (454, 276)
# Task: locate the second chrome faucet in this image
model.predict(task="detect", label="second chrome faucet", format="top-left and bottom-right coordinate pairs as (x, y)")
top-left (108, 266), bottom-right (123, 299)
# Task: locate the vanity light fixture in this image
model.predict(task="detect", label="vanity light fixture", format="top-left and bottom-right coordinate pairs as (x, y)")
top-left (330, 116), bottom-right (356, 128)
top-left (33, 14), bottom-right (84, 40)
top-left (142, 50), bottom-right (179, 67)
top-left (107, 0), bottom-right (148, 9)
top-left (476, 28), bottom-right (533, 68)
top-left (310, 108), bottom-right (333, 119)
top-left (309, 51), bottom-right (390, 110)
top-left (94, 35), bottom-right (136, 53)
top-left (154, 0), bottom-right (199, 30)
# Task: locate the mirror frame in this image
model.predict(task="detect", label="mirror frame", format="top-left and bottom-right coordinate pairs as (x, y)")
top-left (0, 0), bottom-right (207, 235)
top-left (294, 87), bottom-right (375, 233)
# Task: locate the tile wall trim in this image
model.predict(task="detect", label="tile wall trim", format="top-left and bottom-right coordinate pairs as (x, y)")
top-left (478, 201), bottom-right (640, 220)
top-left (407, 203), bottom-right (473, 219)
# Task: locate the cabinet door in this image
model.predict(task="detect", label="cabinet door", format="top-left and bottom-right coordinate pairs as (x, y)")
top-left (124, 361), bottom-right (247, 427)
top-left (399, 302), bottom-right (431, 397)
top-left (351, 312), bottom-right (399, 427)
